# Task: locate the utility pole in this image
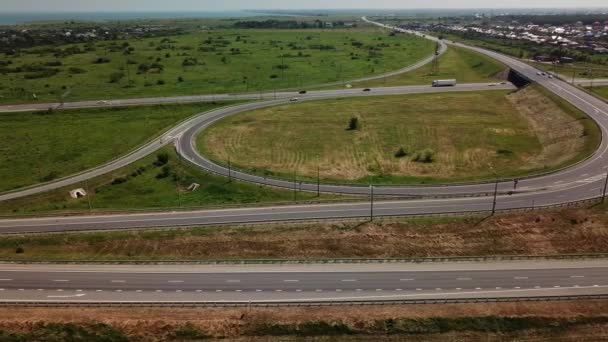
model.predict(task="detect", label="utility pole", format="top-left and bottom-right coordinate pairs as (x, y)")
top-left (602, 170), bottom-right (608, 204)
top-left (491, 181), bottom-right (499, 215)
top-left (176, 177), bottom-right (181, 208)
top-left (317, 163), bottom-right (321, 197)
top-left (370, 184), bottom-right (374, 221)
top-left (293, 169), bottom-right (297, 202)
top-left (85, 179), bottom-right (92, 213)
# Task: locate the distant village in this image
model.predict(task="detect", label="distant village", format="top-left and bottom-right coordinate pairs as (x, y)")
top-left (0, 24), bottom-right (185, 51)
top-left (427, 19), bottom-right (608, 61)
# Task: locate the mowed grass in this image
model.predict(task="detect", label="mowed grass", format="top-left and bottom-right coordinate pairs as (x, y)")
top-left (0, 146), bottom-right (334, 216)
top-left (0, 29), bottom-right (435, 104)
top-left (0, 102), bottom-right (239, 192)
top-left (199, 87), bottom-right (596, 184)
top-left (347, 45), bottom-right (507, 88)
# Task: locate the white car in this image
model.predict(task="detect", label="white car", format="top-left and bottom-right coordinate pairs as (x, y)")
top-left (289, 98), bottom-right (299, 102)
top-left (97, 100), bottom-right (109, 105)
top-left (548, 75), bottom-right (554, 79)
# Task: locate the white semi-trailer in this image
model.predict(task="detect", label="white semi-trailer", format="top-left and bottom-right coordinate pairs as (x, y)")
top-left (432, 79), bottom-right (457, 87)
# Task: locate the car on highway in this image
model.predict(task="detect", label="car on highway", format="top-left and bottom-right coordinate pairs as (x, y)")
top-left (298, 90), bottom-right (307, 94)
top-left (541, 72), bottom-right (547, 76)
top-left (537, 72), bottom-right (542, 75)
top-left (97, 100), bottom-right (109, 105)
top-left (363, 88), bottom-right (372, 92)
top-left (289, 97), bottom-right (299, 102)
top-left (548, 75), bottom-right (554, 79)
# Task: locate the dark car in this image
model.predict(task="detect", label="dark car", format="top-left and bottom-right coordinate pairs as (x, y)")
top-left (363, 88), bottom-right (371, 92)
top-left (298, 90), bottom-right (307, 94)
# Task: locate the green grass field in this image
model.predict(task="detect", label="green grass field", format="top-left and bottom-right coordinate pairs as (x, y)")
top-left (199, 87), bottom-right (598, 185)
top-left (0, 146), bottom-right (335, 216)
top-left (327, 45), bottom-right (506, 89)
top-left (0, 29), bottom-right (435, 104)
top-left (0, 102), bottom-right (239, 192)
top-left (590, 86), bottom-right (608, 100)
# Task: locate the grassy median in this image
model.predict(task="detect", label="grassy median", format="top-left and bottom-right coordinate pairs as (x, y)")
top-left (199, 86), bottom-right (597, 185)
top-left (349, 45), bottom-right (507, 88)
top-left (0, 146), bottom-right (340, 216)
top-left (0, 102), bottom-right (242, 192)
top-left (590, 86), bottom-right (608, 101)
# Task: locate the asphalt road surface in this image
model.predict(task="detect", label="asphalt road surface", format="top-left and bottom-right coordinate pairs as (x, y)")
top-left (0, 261), bottom-right (606, 303)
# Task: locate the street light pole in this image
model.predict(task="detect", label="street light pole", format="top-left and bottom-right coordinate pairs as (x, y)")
top-left (491, 181), bottom-right (499, 215)
top-left (601, 170), bottom-right (608, 204)
top-left (293, 169), bottom-right (297, 202)
top-left (317, 164), bottom-right (320, 197)
top-left (370, 184), bottom-right (374, 221)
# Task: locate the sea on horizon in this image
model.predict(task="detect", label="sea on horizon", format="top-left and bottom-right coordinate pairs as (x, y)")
top-left (0, 11), bottom-right (277, 25)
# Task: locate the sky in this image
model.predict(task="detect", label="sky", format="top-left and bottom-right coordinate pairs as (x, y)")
top-left (3, 0), bottom-right (608, 12)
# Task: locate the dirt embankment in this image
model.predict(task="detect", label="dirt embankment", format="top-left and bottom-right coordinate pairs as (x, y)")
top-left (0, 301), bottom-right (607, 341)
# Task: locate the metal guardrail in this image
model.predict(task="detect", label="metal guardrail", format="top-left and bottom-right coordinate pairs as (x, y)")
top-left (0, 295), bottom-right (606, 308)
top-left (2, 253), bottom-right (607, 266)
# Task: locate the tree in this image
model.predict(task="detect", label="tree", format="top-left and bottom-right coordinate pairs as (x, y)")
top-left (347, 117), bottom-right (360, 131)
top-left (154, 152), bottom-right (169, 166)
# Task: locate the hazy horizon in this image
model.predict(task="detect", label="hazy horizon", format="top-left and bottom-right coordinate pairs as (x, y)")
top-left (3, 0), bottom-right (608, 12)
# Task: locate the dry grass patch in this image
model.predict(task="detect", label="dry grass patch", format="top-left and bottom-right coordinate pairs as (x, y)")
top-left (199, 87), bottom-right (594, 185)
top-left (3, 207), bottom-right (608, 260)
top-left (0, 301), bottom-right (607, 340)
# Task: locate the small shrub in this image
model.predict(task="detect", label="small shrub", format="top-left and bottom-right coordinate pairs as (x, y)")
top-left (93, 57), bottom-right (111, 64)
top-left (154, 152), bottom-right (170, 166)
top-left (497, 149), bottom-right (513, 155)
top-left (178, 76), bottom-right (184, 82)
top-left (413, 149), bottom-right (435, 163)
top-left (109, 72), bottom-right (125, 83)
top-left (394, 147), bottom-right (408, 158)
top-left (40, 171), bottom-right (59, 182)
top-left (347, 117), bottom-right (359, 131)
top-left (68, 67), bottom-right (87, 74)
top-left (156, 165), bottom-right (172, 179)
top-left (111, 177), bottom-right (128, 185)
top-left (157, 79), bottom-right (165, 85)
top-left (15, 247), bottom-right (24, 254)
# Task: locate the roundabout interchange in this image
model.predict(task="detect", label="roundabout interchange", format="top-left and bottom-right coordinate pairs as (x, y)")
top-left (0, 18), bottom-right (607, 306)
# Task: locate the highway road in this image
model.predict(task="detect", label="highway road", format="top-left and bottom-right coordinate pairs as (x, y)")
top-left (1, 17), bottom-right (608, 306)
top-left (0, 260), bottom-right (606, 304)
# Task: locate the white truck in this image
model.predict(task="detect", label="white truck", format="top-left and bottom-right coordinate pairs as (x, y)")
top-left (432, 79), bottom-right (457, 87)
